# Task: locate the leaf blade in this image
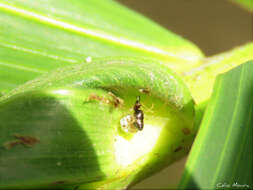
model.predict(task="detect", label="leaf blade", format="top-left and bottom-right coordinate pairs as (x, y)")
top-left (179, 61), bottom-right (253, 189)
top-left (0, 0), bottom-right (203, 93)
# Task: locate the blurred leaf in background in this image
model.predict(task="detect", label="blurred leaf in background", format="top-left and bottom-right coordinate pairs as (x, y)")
top-left (231, 0), bottom-right (253, 11)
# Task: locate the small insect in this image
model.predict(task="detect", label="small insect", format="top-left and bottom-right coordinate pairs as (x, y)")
top-left (120, 96), bottom-right (144, 133)
top-left (108, 92), bottom-right (124, 108)
top-left (85, 92), bottom-right (123, 108)
top-left (87, 94), bottom-right (109, 103)
top-left (133, 96), bottom-right (144, 131)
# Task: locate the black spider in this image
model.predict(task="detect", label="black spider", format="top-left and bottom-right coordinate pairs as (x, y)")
top-left (133, 96), bottom-right (144, 131)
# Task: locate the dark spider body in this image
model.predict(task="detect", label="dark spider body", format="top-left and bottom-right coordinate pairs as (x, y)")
top-left (133, 96), bottom-right (144, 131)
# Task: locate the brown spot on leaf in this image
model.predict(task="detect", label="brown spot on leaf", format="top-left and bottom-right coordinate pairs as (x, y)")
top-left (3, 134), bottom-right (39, 149)
top-left (14, 134), bottom-right (40, 146)
top-left (3, 140), bottom-right (21, 150)
top-left (174, 146), bottom-right (183, 152)
top-left (87, 94), bottom-right (104, 102)
top-left (52, 181), bottom-right (65, 184)
top-left (182, 128), bottom-right (191, 135)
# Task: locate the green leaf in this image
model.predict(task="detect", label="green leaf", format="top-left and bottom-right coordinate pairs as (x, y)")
top-left (230, 0), bottom-right (253, 12)
top-left (179, 61), bottom-right (253, 189)
top-left (183, 42), bottom-right (253, 105)
top-left (182, 43), bottom-right (253, 130)
top-left (0, 57), bottom-right (195, 189)
top-left (0, 0), bottom-right (203, 94)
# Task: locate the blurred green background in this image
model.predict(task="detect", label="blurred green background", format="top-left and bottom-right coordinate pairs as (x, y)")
top-left (116, 0), bottom-right (252, 189)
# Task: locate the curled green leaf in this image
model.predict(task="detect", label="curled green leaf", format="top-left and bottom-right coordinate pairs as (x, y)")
top-left (0, 57), bottom-right (195, 189)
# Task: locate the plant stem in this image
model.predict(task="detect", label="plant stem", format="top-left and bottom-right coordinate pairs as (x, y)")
top-left (180, 43), bottom-right (253, 128)
top-left (182, 42), bottom-right (253, 105)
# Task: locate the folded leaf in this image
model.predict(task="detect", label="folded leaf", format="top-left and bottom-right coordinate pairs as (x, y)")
top-left (0, 57), bottom-right (195, 189)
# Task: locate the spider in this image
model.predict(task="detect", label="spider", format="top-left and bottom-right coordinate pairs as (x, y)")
top-left (120, 96), bottom-right (144, 133)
